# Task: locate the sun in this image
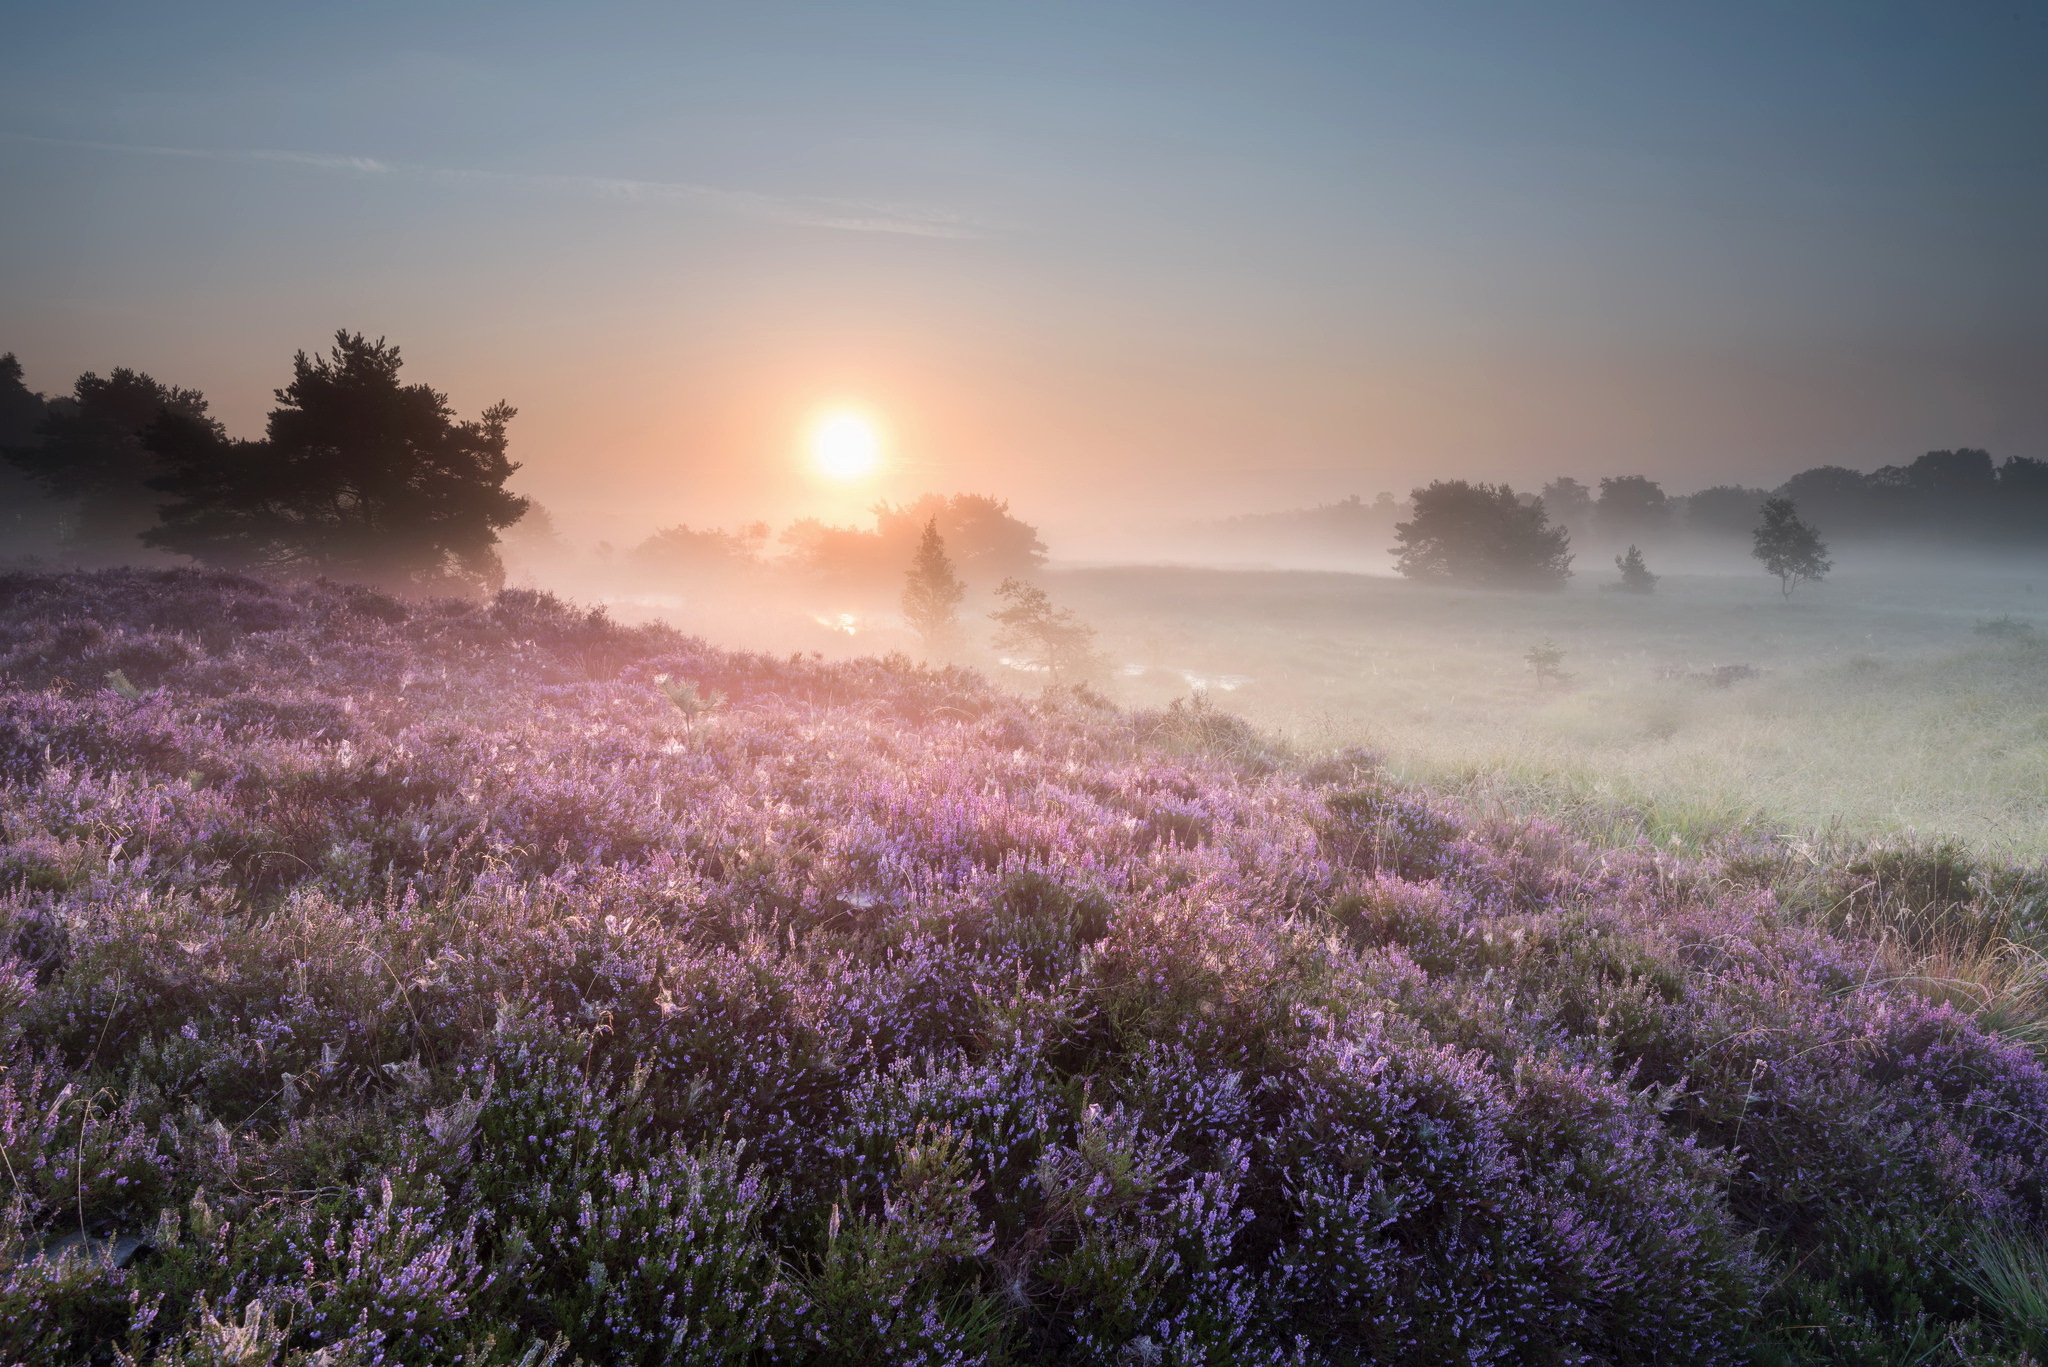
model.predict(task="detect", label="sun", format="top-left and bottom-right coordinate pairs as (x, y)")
top-left (809, 412), bottom-right (883, 482)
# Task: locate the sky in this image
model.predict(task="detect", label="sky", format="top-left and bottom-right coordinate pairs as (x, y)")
top-left (3, 1), bottom-right (2045, 544)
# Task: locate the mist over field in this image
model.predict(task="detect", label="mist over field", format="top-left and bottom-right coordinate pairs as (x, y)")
top-left (7, 3), bottom-right (2048, 1364)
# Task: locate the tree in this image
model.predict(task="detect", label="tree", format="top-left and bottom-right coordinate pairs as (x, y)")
top-left (787, 493), bottom-right (1046, 593)
top-left (989, 578), bottom-right (1098, 682)
top-left (1680, 486), bottom-right (1768, 538)
top-left (1540, 477), bottom-right (1594, 535)
top-left (6, 365), bottom-right (212, 561)
top-left (1612, 544), bottom-right (1657, 593)
top-left (901, 517), bottom-right (966, 656)
top-left (1392, 481), bottom-right (1572, 589)
top-left (1752, 497), bottom-right (1831, 598)
top-left (1524, 640), bottom-right (1567, 686)
top-left (876, 494), bottom-right (1045, 582)
top-left (628, 522), bottom-right (766, 584)
top-left (0, 354), bottom-right (67, 557)
top-left (1775, 466), bottom-right (1872, 538)
top-left (1595, 475), bottom-right (1670, 540)
top-left (144, 332), bottom-right (527, 596)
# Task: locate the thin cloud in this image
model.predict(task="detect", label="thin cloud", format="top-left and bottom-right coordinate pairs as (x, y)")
top-left (0, 131), bottom-right (978, 239)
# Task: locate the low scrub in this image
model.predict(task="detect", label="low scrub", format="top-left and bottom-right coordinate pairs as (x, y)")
top-left (0, 569), bottom-right (2044, 1364)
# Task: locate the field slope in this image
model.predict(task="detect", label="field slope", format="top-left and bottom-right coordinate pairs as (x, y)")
top-left (2, 569), bottom-right (2045, 1365)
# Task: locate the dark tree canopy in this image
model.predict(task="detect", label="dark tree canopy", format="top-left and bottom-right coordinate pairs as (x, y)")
top-left (0, 354), bottom-right (68, 556)
top-left (0, 354), bottom-right (45, 451)
top-left (1752, 496), bottom-right (1831, 598)
top-left (1392, 481), bottom-right (1572, 589)
top-left (1595, 475), bottom-right (1670, 539)
top-left (1681, 485), bottom-right (1769, 538)
top-left (1539, 477), bottom-right (1593, 533)
top-left (5, 365), bottom-right (211, 560)
top-left (144, 332), bottom-right (527, 596)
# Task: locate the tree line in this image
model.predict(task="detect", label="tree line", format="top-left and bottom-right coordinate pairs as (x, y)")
top-left (1394, 479), bottom-right (1831, 595)
top-left (2, 337), bottom-right (1060, 607)
top-left (2, 334), bottom-right (525, 596)
top-left (1539, 454), bottom-right (2048, 546)
top-left (1209, 452), bottom-right (2048, 567)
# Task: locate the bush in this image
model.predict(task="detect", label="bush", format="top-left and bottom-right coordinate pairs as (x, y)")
top-left (0, 569), bottom-right (2042, 1364)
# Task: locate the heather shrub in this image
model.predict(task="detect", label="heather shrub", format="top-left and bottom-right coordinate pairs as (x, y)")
top-left (1316, 782), bottom-right (1463, 881)
top-left (3, 569), bottom-right (2046, 1364)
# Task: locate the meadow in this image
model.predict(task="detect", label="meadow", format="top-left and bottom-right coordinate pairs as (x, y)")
top-left (1053, 557), bottom-right (2048, 857)
top-left (3, 567), bottom-right (2047, 1365)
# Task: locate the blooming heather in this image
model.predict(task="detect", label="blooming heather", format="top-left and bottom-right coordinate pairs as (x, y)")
top-left (0, 568), bottom-right (2042, 1364)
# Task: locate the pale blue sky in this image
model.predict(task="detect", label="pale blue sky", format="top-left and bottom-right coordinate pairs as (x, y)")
top-left (3, 2), bottom-right (2043, 532)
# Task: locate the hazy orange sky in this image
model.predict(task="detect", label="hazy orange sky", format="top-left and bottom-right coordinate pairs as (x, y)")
top-left (4, 2), bottom-right (2044, 546)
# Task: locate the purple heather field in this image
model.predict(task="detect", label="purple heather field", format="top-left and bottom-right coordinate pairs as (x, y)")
top-left (2, 568), bottom-right (2044, 1365)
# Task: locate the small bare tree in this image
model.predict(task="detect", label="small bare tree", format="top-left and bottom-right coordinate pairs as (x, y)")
top-left (901, 517), bottom-right (966, 656)
top-left (989, 578), bottom-right (1099, 683)
top-left (1752, 497), bottom-right (1831, 598)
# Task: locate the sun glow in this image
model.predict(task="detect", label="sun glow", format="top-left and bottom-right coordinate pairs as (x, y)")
top-left (809, 412), bottom-right (883, 482)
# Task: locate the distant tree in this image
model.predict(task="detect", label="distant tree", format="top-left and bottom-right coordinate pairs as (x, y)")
top-left (5, 365), bottom-right (211, 561)
top-left (1595, 476), bottom-right (1670, 540)
top-left (0, 355), bottom-right (45, 448)
top-left (144, 332), bottom-right (527, 596)
top-left (1612, 544), bottom-right (1658, 593)
top-left (1392, 481), bottom-right (1572, 589)
top-left (1775, 466), bottom-right (1872, 538)
top-left (1540, 478), bottom-right (1594, 534)
top-left (989, 578), bottom-right (1099, 682)
top-left (1998, 456), bottom-right (2048, 541)
top-left (785, 493), bottom-right (1045, 593)
top-left (1752, 497), bottom-right (1831, 598)
top-left (500, 501), bottom-right (565, 557)
top-left (1680, 485), bottom-right (1768, 538)
top-left (1209, 492), bottom-right (1405, 563)
top-left (0, 354), bottom-right (67, 557)
top-left (778, 517), bottom-right (896, 584)
top-left (1861, 448), bottom-right (1997, 539)
top-left (901, 517), bottom-right (966, 656)
top-left (875, 494), bottom-right (1047, 582)
top-left (628, 522), bottom-right (765, 583)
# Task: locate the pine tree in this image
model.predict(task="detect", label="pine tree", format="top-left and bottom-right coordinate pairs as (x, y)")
top-left (1751, 497), bottom-right (1831, 598)
top-left (144, 332), bottom-right (526, 596)
top-left (901, 517), bottom-right (966, 655)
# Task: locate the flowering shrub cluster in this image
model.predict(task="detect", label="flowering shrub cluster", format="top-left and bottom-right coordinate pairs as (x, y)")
top-left (1, 568), bottom-right (2043, 1365)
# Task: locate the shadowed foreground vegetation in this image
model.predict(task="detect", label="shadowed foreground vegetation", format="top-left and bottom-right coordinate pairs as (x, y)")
top-left (2, 570), bottom-right (2046, 1365)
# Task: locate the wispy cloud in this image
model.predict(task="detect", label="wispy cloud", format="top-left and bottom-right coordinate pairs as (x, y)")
top-left (0, 131), bottom-right (979, 240)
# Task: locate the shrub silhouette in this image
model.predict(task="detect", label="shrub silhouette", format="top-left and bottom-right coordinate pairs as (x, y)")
top-left (1612, 544), bottom-right (1658, 593)
top-left (1525, 638), bottom-right (1568, 685)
